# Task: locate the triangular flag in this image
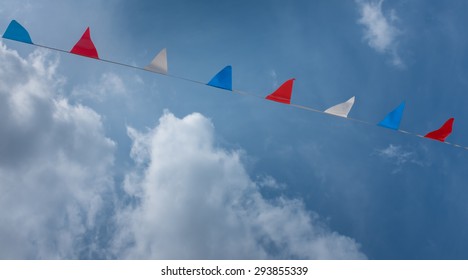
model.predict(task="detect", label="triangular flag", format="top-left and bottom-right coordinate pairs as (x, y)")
top-left (145, 48), bottom-right (168, 74)
top-left (207, 66), bottom-right (232, 91)
top-left (2, 20), bottom-right (33, 44)
top-left (424, 118), bottom-right (454, 142)
top-left (70, 27), bottom-right (99, 59)
top-left (265, 79), bottom-right (295, 104)
top-left (324, 96), bottom-right (355, 118)
top-left (378, 102), bottom-right (406, 130)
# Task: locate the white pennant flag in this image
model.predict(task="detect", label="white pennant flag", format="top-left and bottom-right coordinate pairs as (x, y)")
top-left (145, 48), bottom-right (168, 74)
top-left (324, 96), bottom-right (355, 118)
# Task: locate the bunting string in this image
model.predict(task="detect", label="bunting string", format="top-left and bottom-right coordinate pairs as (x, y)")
top-left (2, 20), bottom-right (467, 150)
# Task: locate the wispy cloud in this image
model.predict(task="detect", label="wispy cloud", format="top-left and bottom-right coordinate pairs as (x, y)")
top-left (256, 175), bottom-right (286, 190)
top-left (71, 72), bottom-right (128, 102)
top-left (269, 69), bottom-right (279, 88)
top-left (375, 144), bottom-right (426, 173)
top-left (356, 0), bottom-right (403, 67)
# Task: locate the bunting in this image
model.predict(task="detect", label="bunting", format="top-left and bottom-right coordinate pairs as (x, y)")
top-left (70, 27), bottom-right (99, 59)
top-left (1, 19), bottom-right (467, 150)
top-left (324, 96), bottom-right (355, 118)
top-left (378, 102), bottom-right (405, 130)
top-left (145, 48), bottom-right (168, 74)
top-left (207, 65), bottom-right (232, 91)
top-left (2, 20), bottom-right (33, 44)
top-left (424, 118), bottom-right (454, 142)
top-left (265, 79), bottom-right (295, 104)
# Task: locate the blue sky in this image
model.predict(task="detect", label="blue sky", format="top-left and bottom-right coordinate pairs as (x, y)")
top-left (1, 0), bottom-right (468, 259)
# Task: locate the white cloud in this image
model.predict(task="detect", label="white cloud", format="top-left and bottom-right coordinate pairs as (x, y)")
top-left (113, 111), bottom-right (366, 259)
top-left (356, 0), bottom-right (403, 66)
top-left (0, 43), bottom-right (115, 259)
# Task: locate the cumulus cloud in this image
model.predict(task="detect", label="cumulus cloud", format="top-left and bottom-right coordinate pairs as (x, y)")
top-left (113, 111), bottom-right (366, 259)
top-left (356, 0), bottom-right (403, 66)
top-left (0, 43), bottom-right (115, 259)
top-left (0, 42), bottom-right (365, 260)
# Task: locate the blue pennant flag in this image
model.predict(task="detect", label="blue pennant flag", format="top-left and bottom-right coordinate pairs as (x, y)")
top-left (207, 65), bottom-right (232, 91)
top-left (378, 102), bottom-right (406, 130)
top-left (2, 20), bottom-right (33, 44)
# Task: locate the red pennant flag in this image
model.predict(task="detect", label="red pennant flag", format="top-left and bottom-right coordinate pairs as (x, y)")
top-left (424, 118), bottom-right (454, 142)
top-left (70, 27), bottom-right (99, 59)
top-left (265, 79), bottom-right (295, 104)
